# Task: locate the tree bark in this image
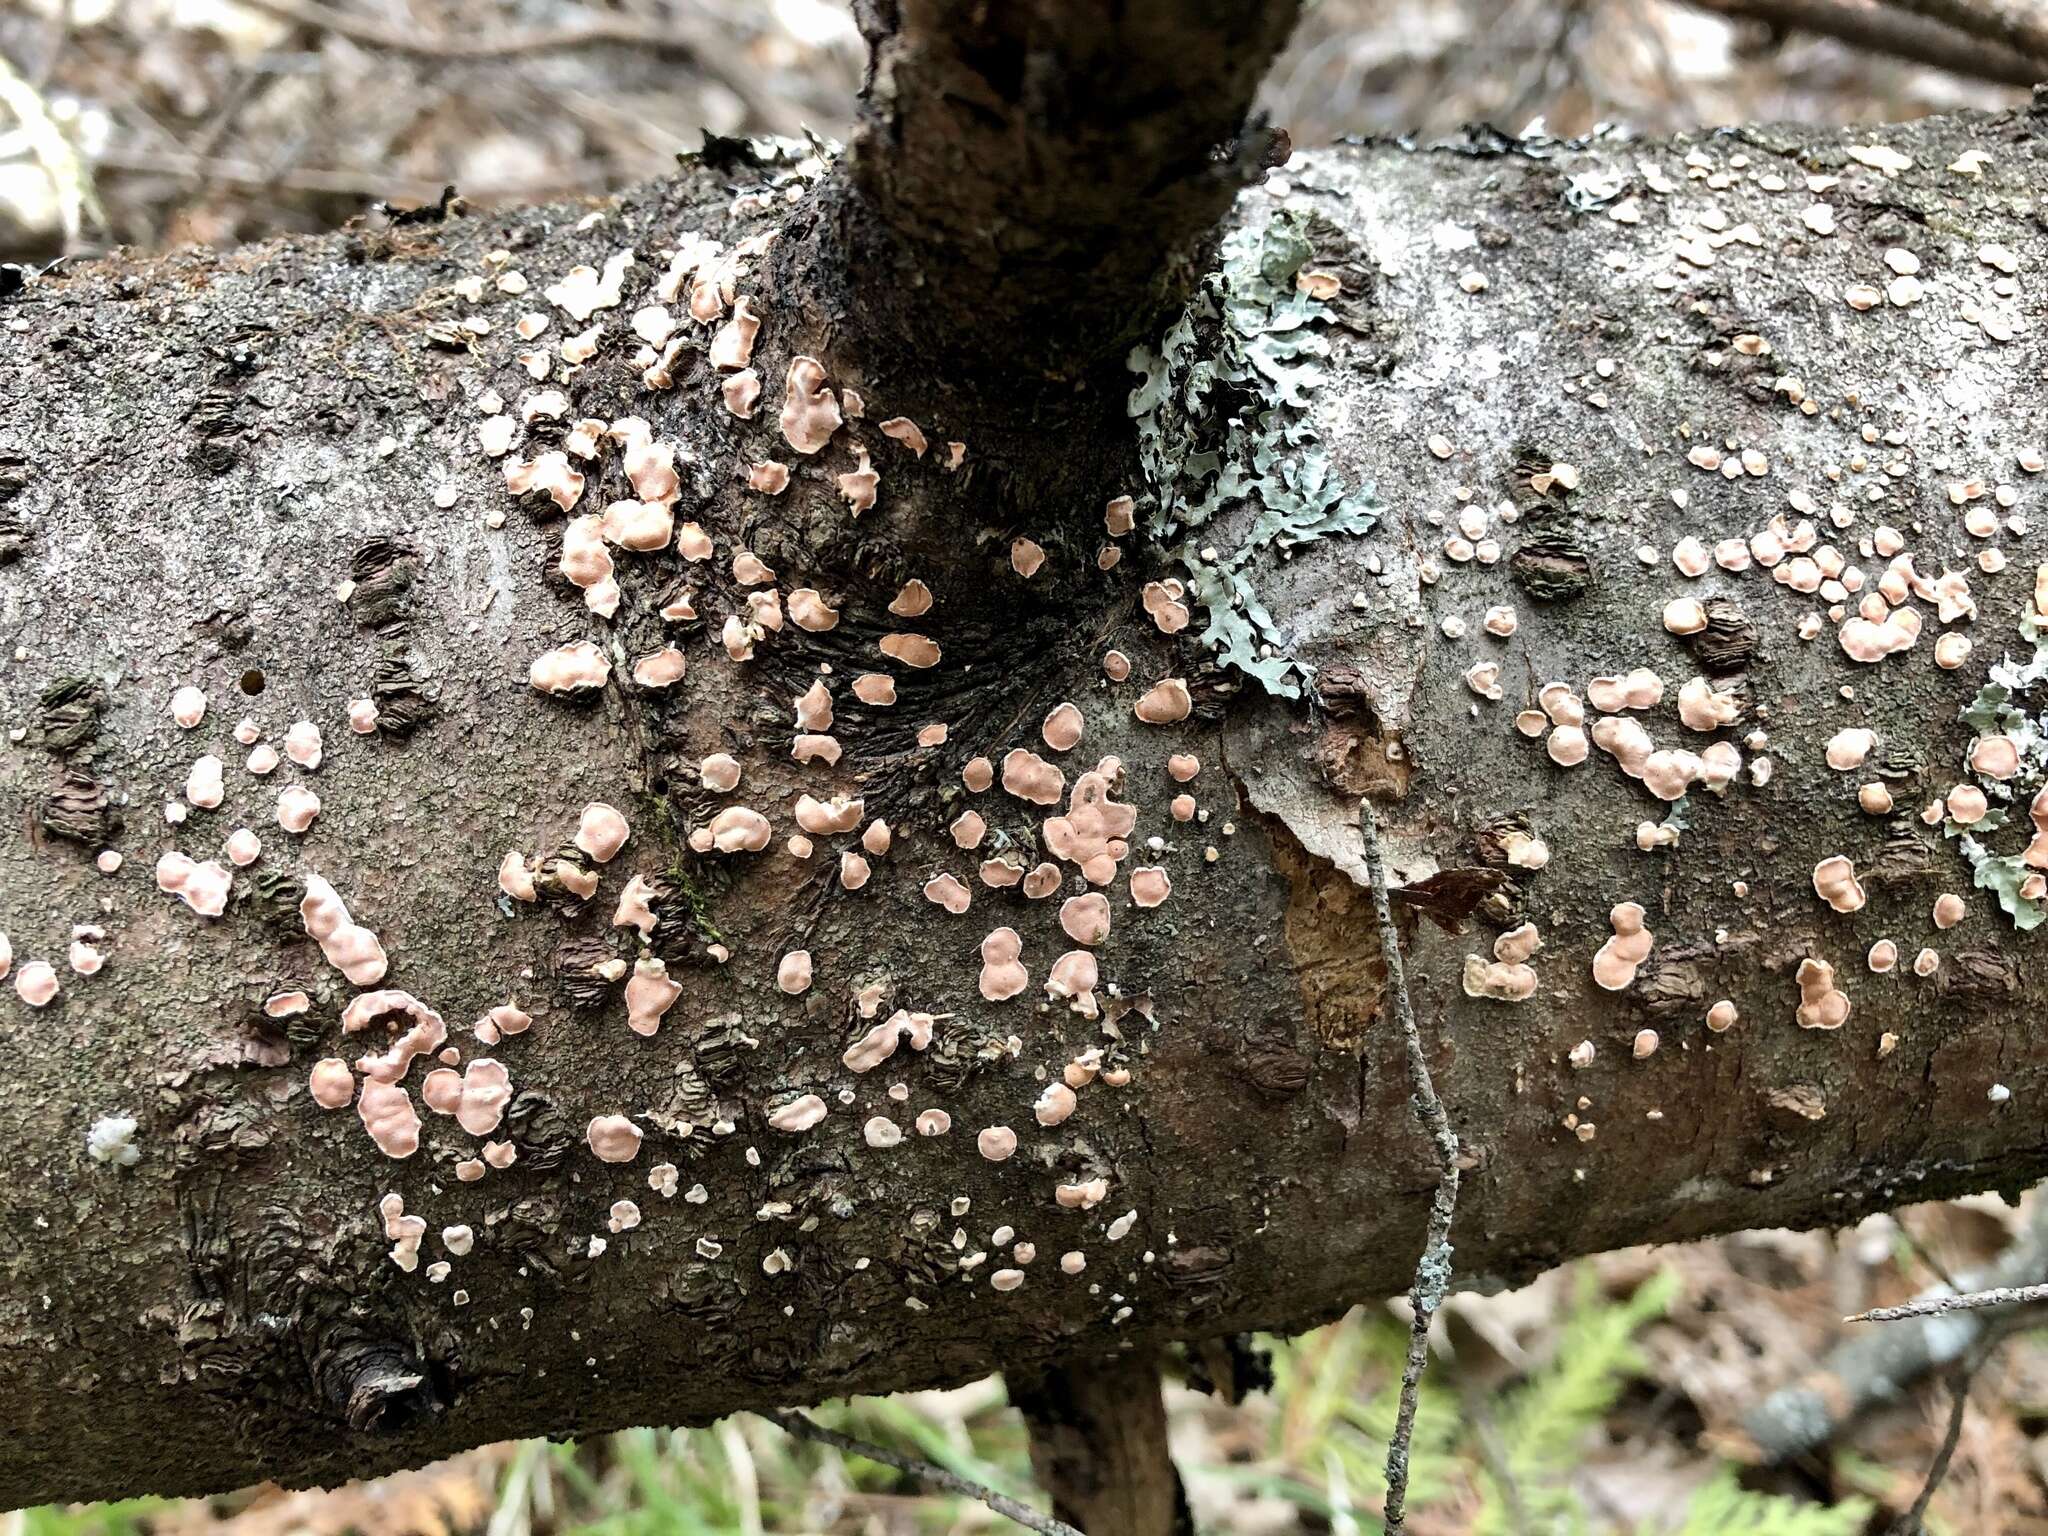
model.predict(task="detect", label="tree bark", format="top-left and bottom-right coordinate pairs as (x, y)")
top-left (0, 65), bottom-right (2045, 1511)
top-left (1012, 1353), bottom-right (1189, 1536)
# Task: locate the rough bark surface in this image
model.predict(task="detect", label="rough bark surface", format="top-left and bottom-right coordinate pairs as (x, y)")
top-left (2, 95), bottom-right (2047, 1508)
top-left (1013, 1355), bottom-right (1189, 1536)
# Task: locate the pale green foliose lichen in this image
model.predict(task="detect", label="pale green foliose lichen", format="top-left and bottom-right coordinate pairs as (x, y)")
top-left (1128, 207), bottom-right (1381, 698)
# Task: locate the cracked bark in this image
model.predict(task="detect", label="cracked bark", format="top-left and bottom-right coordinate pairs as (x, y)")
top-left (0, 8), bottom-right (2045, 1519)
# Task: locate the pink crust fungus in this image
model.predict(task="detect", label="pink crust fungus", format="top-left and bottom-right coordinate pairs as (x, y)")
top-left (1795, 958), bottom-right (1850, 1029)
top-left (1971, 735), bottom-right (2021, 780)
top-left (889, 579), bottom-right (934, 619)
top-left (1662, 598), bottom-right (1707, 635)
top-left (1002, 749), bottom-right (1066, 806)
top-left (1676, 678), bottom-right (1739, 732)
top-left (357, 1079), bottom-right (420, 1158)
top-left (587, 1114), bottom-right (643, 1162)
top-left (1946, 785), bottom-right (1990, 825)
top-left (863, 1117), bottom-right (904, 1149)
top-left (963, 757), bottom-right (995, 793)
top-left (1011, 539), bottom-right (1047, 578)
top-left (1167, 754), bottom-right (1200, 782)
top-left (14, 960), bottom-right (58, 1006)
top-left (276, 785), bottom-right (321, 834)
top-left (452, 1059), bottom-right (512, 1136)
top-left (1056, 1180), bottom-right (1109, 1210)
top-left (1023, 862), bottom-right (1063, 899)
top-left (1130, 867), bottom-right (1171, 908)
top-left (708, 807), bottom-right (773, 852)
top-left (917, 723), bottom-right (949, 747)
top-left (951, 810), bottom-right (987, 849)
top-left (1463, 954), bottom-right (1537, 1002)
top-left (1103, 651), bottom-right (1132, 682)
top-left (1170, 795), bottom-right (1196, 821)
top-left (840, 853), bottom-right (872, 889)
top-left (95, 850), bottom-right (122, 874)
top-left (626, 957), bottom-right (683, 1036)
top-left (574, 803), bottom-right (631, 862)
top-left (779, 356), bottom-right (842, 454)
top-left (263, 989), bottom-right (310, 1020)
top-left (768, 1094), bottom-right (829, 1133)
top-left (504, 451), bottom-right (585, 512)
top-left (795, 793), bottom-right (865, 835)
top-left (609, 1200), bottom-right (643, 1234)
top-left (1706, 999), bottom-right (1738, 1033)
top-left (347, 698), bottom-right (379, 734)
top-left (977, 1125), bottom-right (1017, 1162)
top-left (530, 641), bottom-right (611, 694)
top-left (474, 1002), bottom-right (532, 1044)
top-left (843, 1008), bottom-right (935, 1072)
top-left (853, 674), bottom-right (897, 706)
top-left (186, 755), bottom-right (224, 809)
top-left (1933, 892), bottom-right (1967, 929)
top-left (722, 371), bottom-right (761, 418)
top-left (1869, 939), bottom-right (1899, 974)
top-left (793, 734), bottom-right (842, 767)
top-left (171, 685), bottom-right (207, 728)
top-left (917, 1108), bottom-right (952, 1136)
top-left (1587, 668), bottom-right (1664, 712)
top-left (1045, 769), bottom-right (1136, 884)
top-left (633, 647), bottom-right (687, 690)
top-left (1812, 856), bottom-right (1867, 914)
top-left (1042, 703), bottom-right (1085, 752)
top-left (601, 498), bottom-right (674, 552)
top-left (1105, 495), bottom-right (1136, 536)
top-left (879, 417), bottom-right (928, 456)
top-left (748, 461), bottom-right (792, 494)
top-left (979, 928), bottom-right (1028, 1001)
top-left (862, 820), bottom-right (892, 855)
top-left (794, 680), bottom-right (834, 732)
top-left (309, 1058), bottom-right (355, 1109)
top-left (837, 448), bottom-right (880, 516)
top-left (1826, 728), bottom-right (1877, 770)
top-left (499, 852), bottom-right (539, 902)
top-left (1035, 1083), bottom-right (1077, 1128)
top-left (155, 851), bottom-right (233, 917)
top-left (1592, 902), bottom-right (1653, 991)
top-left (345, 990), bottom-right (448, 1082)
top-left (299, 873), bottom-right (388, 984)
top-left (283, 720), bottom-right (323, 770)
top-left (1046, 950), bottom-right (1099, 1014)
top-left (924, 873), bottom-right (972, 913)
top-left (777, 950), bottom-right (814, 994)
top-left (879, 632), bottom-right (940, 669)
top-left (1060, 892), bottom-right (1112, 946)
top-left (1135, 678), bottom-right (1192, 724)
top-left (788, 589), bottom-right (840, 633)
top-left (709, 295), bottom-right (759, 369)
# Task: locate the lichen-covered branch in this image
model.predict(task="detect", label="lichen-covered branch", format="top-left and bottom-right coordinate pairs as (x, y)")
top-left (1, 95), bottom-right (2046, 1511)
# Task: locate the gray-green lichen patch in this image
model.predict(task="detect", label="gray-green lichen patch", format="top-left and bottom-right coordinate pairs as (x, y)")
top-left (1127, 206), bottom-right (1382, 698)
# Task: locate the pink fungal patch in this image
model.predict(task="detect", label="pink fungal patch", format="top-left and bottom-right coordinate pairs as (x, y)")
top-left (276, 784), bottom-right (321, 834)
top-left (777, 950), bottom-right (813, 994)
top-left (226, 828), bottom-right (262, 866)
top-left (767, 1094), bottom-right (828, 1133)
top-left (1002, 749), bottom-right (1065, 806)
top-left (309, 1058), bottom-right (355, 1109)
top-left (171, 686), bottom-right (207, 729)
top-left (779, 356), bottom-right (842, 454)
top-left (587, 1114), bottom-right (643, 1163)
top-left (1060, 893), bottom-right (1112, 946)
top-left (575, 803), bottom-right (631, 862)
top-left (156, 851), bottom-right (232, 917)
top-left (1592, 902), bottom-right (1652, 991)
top-left (924, 873), bottom-right (972, 913)
top-left (1044, 769), bottom-right (1137, 885)
top-left (185, 756), bottom-right (224, 810)
top-left (455, 1058), bottom-right (512, 1136)
top-left (978, 928), bottom-right (1028, 1001)
top-left (1042, 704), bottom-right (1084, 752)
top-left (14, 961), bottom-right (58, 1007)
top-left (357, 1079), bottom-right (420, 1158)
top-left (1134, 679), bottom-right (1191, 724)
top-left (1129, 867), bottom-right (1171, 907)
top-left (300, 873), bottom-right (388, 984)
top-left (530, 641), bottom-right (612, 694)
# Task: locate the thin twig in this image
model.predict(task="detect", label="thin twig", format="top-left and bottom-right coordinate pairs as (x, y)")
top-left (1357, 799), bottom-right (1461, 1536)
top-left (1678, 0), bottom-right (2043, 86)
top-left (759, 1409), bottom-right (1083, 1536)
top-left (1888, 1317), bottom-right (2015, 1535)
top-left (1848, 1280), bottom-right (2048, 1324)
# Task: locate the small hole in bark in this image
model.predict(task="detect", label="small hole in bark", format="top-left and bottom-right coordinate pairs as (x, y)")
top-left (239, 669), bottom-right (266, 696)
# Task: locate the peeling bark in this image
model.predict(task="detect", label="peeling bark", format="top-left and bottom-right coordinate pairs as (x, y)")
top-left (0, 71), bottom-right (2045, 1511)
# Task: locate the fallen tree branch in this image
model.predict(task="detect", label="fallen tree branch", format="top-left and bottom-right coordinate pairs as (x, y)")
top-left (231, 0), bottom-right (777, 125)
top-left (1744, 1202), bottom-right (2048, 1461)
top-left (1359, 800), bottom-right (1461, 1536)
top-left (760, 1409), bottom-right (1082, 1536)
top-left (1888, 1318), bottom-right (2017, 1536)
top-left (1880, 0), bottom-right (2048, 66)
top-left (1677, 0), bottom-right (2042, 86)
